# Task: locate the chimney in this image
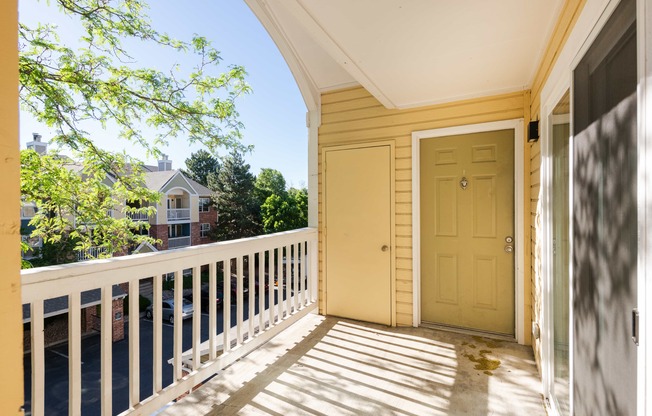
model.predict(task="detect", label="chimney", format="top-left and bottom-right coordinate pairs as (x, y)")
top-left (158, 154), bottom-right (172, 171)
top-left (27, 133), bottom-right (48, 155)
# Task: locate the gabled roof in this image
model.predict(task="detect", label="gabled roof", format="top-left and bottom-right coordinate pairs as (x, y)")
top-left (133, 241), bottom-right (158, 254)
top-left (143, 169), bottom-right (200, 195)
top-left (143, 170), bottom-right (178, 192)
top-left (186, 177), bottom-right (213, 196)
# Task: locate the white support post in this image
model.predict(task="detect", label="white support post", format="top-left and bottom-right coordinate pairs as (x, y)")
top-left (285, 244), bottom-right (292, 315)
top-left (268, 251), bottom-right (275, 326)
top-left (192, 266), bottom-right (201, 371)
top-left (173, 270), bottom-right (183, 381)
top-left (236, 256), bottom-right (244, 345)
top-left (128, 280), bottom-right (140, 408)
top-left (100, 286), bottom-right (112, 416)
top-left (248, 252), bottom-right (255, 339)
top-left (294, 242), bottom-right (299, 312)
top-left (69, 291), bottom-right (81, 416)
top-left (278, 246), bottom-right (284, 320)
top-left (223, 260), bottom-right (231, 353)
top-left (308, 110), bottom-right (320, 228)
top-left (259, 252), bottom-right (265, 332)
top-left (310, 239), bottom-right (318, 305)
top-left (153, 274), bottom-right (163, 393)
top-left (208, 263), bottom-right (217, 361)
top-left (31, 301), bottom-right (44, 416)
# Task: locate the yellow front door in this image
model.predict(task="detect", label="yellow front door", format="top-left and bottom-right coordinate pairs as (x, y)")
top-left (324, 145), bottom-right (392, 325)
top-left (420, 130), bottom-right (514, 334)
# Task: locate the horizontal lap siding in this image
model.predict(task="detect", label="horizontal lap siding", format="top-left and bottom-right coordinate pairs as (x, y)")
top-left (319, 86), bottom-right (526, 327)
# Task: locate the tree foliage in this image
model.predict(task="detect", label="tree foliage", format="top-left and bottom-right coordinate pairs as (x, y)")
top-left (183, 149), bottom-right (219, 187)
top-left (254, 168), bottom-right (286, 205)
top-left (260, 187), bottom-right (308, 233)
top-left (21, 149), bottom-right (159, 265)
top-left (19, 0), bottom-right (251, 157)
top-left (19, 0), bottom-right (250, 264)
top-left (207, 151), bottom-right (261, 240)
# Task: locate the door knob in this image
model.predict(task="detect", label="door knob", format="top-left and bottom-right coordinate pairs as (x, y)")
top-left (505, 245), bottom-right (513, 253)
top-left (381, 245), bottom-right (389, 252)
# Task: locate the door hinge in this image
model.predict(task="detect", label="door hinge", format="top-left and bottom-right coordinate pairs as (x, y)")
top-left (632, 308), bottom-right (639, 346)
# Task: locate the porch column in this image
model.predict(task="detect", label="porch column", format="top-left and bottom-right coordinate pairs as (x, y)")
top-left (307, 109), bottom-right (320, 228)
top-left (0, 0), bottom-right (25, 414)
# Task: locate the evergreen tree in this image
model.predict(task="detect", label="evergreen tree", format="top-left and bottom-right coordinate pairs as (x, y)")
top-left (208, 151), bottom-right (261, 240)
top-left (184, 150), bottom-right (219, 187)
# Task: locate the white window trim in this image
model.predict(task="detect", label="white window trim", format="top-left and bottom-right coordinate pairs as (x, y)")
top-left (198, 197), bottom-right (211, 213)
top-left (539, 0), bottom-right (652, 414)
top-left (200, 223), bottom-right (210, 238)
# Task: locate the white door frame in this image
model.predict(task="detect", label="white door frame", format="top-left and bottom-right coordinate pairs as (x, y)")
top-left (411, 119), bottom-right (525, 344)
top-left (539, 0), bottom-right (650, 413)
top-left (322, 141), bottom-right (397, 327)
top-left (540, 82), bottom-right (571, 416)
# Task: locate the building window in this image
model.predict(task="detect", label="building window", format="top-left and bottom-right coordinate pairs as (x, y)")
top-left (200, 223), bottom-right (210, 238)
top-left (199, 197), bottom-right (211, 212)
top-left (168, 223), bottom-right (190, 238)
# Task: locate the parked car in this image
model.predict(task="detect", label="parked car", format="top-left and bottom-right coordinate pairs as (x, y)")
top-left (145, 299), bottom-right (193, 324)
top-left (220, 276), bottom-right (249, 302)
top-left (184, 284), bottom-right (223, 312)
top-left (244, 275), bottom-right (269, 295)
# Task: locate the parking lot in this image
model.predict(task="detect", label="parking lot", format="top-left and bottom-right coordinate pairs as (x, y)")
top-left (23, 293), bottom-right (279, 416)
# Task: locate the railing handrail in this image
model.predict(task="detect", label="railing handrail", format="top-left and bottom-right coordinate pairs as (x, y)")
top-left (22, 226), bottom-right (318, 416)
top-left (21, 228), bottom-right (317, 303)
top-left (167, 208), bottom-right (190, 221)
top-left (168, 236), bottom-right (191, 249)
top-left (127, 212), bottom-right (149, 221)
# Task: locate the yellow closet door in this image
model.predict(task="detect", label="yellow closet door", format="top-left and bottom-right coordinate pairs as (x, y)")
top-left (421, 130), bottom-right (514, 334)
top-left (325, 145), bottom-right (392, 325)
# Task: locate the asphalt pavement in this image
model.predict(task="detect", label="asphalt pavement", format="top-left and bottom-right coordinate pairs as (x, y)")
top-left (23, 293), bottom-right (279, 416)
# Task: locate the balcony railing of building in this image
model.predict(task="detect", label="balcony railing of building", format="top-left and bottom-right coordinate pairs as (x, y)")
top-left (167, 208), bottom-right (190, 221)
top-left (21, 228), bottom-right (318, 416)
top-left (77, 246), bottom-right (110, 261)
top-left (127, 212), bottom-right (149, 221)
top-left (21, 204), bottom-right (38, 219)
top-left (168, 236), bottom-right (191, 249)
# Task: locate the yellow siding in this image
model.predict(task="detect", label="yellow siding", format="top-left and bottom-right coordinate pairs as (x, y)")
top-left (0, 0), bottom-right (25, 413)
top-left (319, 87), bottom-right (527, 327)
top-left (528, 0), bottom-right (586, 370)
top-left (530, 0), bottom-right (586, 119)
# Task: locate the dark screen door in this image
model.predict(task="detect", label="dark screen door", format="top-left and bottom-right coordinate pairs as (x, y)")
top-left (572, 0), bottom-right (638, 414)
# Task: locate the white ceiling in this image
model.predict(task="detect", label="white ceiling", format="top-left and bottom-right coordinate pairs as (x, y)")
top-left (246, 0), bottom-right (564, 110)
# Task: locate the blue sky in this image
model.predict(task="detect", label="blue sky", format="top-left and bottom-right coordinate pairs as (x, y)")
top-left (19, 0), bottom-right (308, 188)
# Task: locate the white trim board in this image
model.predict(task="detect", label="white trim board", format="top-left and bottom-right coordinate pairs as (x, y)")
top-left (411, 119), bottom-right (526, 345)
top-left (539, 0), bottom-right (650, 414)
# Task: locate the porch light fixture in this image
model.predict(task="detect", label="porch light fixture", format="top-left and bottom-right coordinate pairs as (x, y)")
top-left (528, 120), bottom-right (539, 143)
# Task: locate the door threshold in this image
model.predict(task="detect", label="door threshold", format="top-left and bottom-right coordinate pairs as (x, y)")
top-left (420, 321), bottom-right (516, 343)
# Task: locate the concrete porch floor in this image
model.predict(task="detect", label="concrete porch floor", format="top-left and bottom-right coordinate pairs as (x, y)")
top-left (163, 314), bottom-right (545, 416)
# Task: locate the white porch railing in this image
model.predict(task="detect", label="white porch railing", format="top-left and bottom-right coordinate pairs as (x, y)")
top-left (168, 236), bottom-right (191, 249)
top-left (77, 246), bottom-right (110, 261)
top-left (167, 208), bottom-right (190, 221)
top-left (127, 212), bottom-right (149, 221)
top-left (21, 228), bottom-right (318, 416)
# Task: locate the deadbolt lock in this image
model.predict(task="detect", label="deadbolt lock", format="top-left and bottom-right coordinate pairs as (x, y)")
top-left (505, 236), bottom-right (514, 243)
